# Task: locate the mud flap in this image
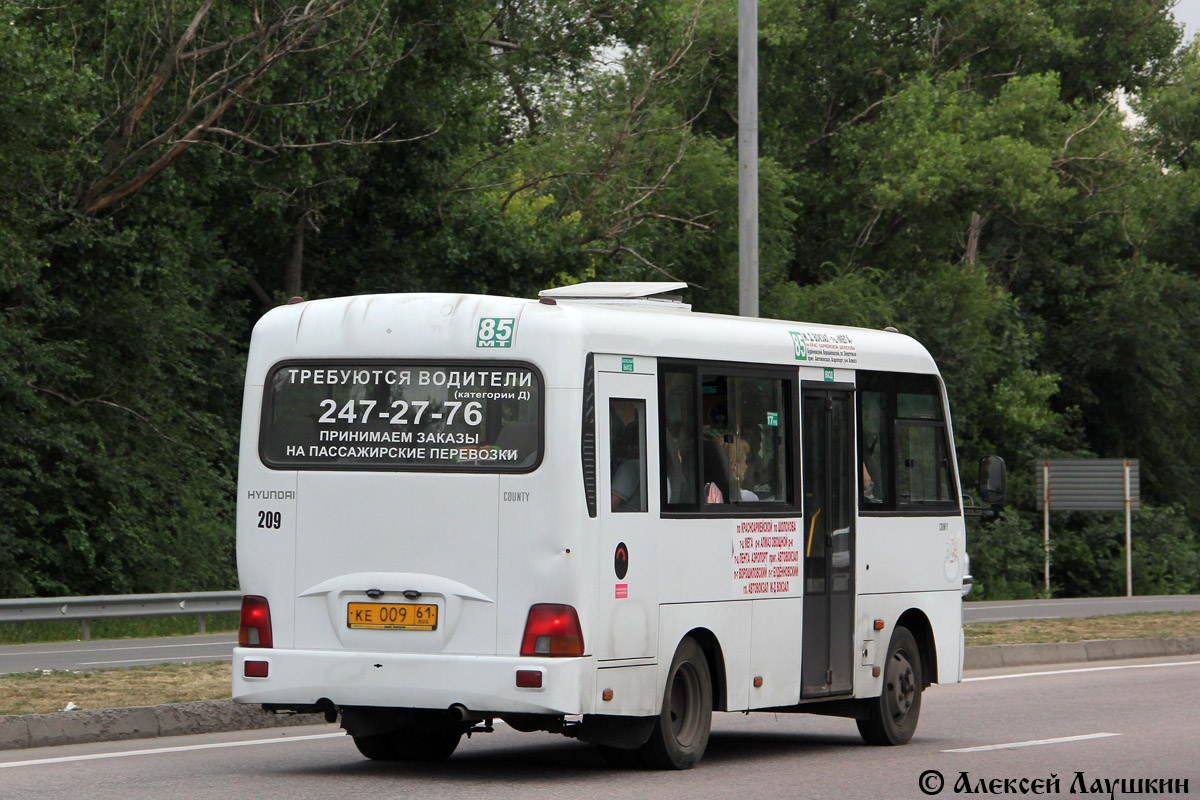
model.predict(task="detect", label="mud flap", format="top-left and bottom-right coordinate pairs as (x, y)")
top-left (570, 714), bottom-right (657, 749)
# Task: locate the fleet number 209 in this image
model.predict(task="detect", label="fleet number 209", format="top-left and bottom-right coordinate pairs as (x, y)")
top-left (257, 510), bottom-right (282, 529)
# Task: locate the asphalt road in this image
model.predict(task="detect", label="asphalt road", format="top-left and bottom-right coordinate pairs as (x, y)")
top-left (0, 654), bottom-right (1196, 800)
top-left (1, 595), bottom-right (1197, 674)
top-left (0, 634), bottom-right (237, 675)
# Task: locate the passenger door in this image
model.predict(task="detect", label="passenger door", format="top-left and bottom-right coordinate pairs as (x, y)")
top-left (800, 385), bottom-right (855, 697)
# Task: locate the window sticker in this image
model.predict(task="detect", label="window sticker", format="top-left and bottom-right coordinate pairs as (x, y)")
top-left (260, 361), bottom-right (541, 472)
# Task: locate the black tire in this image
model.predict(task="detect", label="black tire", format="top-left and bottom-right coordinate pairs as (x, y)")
top-left (351, 728), bottom-right (462, 762)
top-left (857, 625), bottom-right (923, 746)
top-left (352, 732), bottom-right (397, 760)
top-left (597, 744), bottom-right (644, 769)
top-left (637, 638), bottom-right (713, 769)
top-left (391, 728), bottom-right (462, 761)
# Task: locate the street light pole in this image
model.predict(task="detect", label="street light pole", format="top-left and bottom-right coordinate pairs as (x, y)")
top-left (738, 0), bottom-right (759, 317)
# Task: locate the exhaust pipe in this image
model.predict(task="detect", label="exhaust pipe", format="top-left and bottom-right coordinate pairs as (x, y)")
top-left (448, 703), bottom-right (483, 724)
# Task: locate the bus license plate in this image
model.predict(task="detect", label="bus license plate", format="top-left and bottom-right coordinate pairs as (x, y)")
top-left (346, 602), bottom-right (438, 631)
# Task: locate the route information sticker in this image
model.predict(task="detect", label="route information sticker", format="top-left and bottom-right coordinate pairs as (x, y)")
top-left (789, 330), bottom-right (858, 365)
top-left (732, 520), bottom-right (801, 596)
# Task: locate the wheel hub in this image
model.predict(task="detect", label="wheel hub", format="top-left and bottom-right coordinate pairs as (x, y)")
top-left (670, 663), bottom-right (702, 741)
top-left (889, 653), bottom-right (915, 716)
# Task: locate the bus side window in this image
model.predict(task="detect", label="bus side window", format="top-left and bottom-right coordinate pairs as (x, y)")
top-left (857, 371), bottom-right (957, 512)
top-left (729, 377), bottom-right (787, 502)
top-left (661, 370), bottom-right (698, 505)
top-left (610, 398), bottom-right (647, 513)
top-left (895, 375), bottom-right (954, 506)
top-left (858, 388), bottom-right (890, 507)
top-left (896, 423), bottom-right (953, 503)
top-left (661, 364), bottom-right (793, 512)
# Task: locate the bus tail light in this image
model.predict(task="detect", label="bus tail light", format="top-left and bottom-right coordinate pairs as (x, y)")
top-left (520, 604), bottom-right (584, 656)
top-left (239, 595), bottom-right (273, 648)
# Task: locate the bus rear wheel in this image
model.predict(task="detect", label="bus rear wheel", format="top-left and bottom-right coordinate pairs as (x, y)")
top-left (352, 733), bottom-right (395, 760)
top-left (597, 744), bottom-right (644, 768)
top-left (637, 638), bottom-right (712, 769)
top-left (857, 625), bottom-right (923, 746)
top-left (352, 728), bottom-right (462, 761)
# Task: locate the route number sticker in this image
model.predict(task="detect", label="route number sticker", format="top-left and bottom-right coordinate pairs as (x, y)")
top-left (477, 318), bottom-right (516, 348)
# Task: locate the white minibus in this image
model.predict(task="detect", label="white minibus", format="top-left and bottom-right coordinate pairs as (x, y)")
top-left (233, 282), bottom-right (1004, 769)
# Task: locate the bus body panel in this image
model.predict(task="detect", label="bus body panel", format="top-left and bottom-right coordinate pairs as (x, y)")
top-left (594, 663), bottom-right (658, 716)
top-left (237, 383), bottom-right (299, 649)
top-left (656, 518), bottom-right (798, 605)
top-left (496, 397), bottom-right (595, 657)
top-left (748, 597), bottom-right (806, 708)
top-left (856, 514), bottom-right (968, 597)
top-left (658, 601), bottom-right (753, 711)
top-left (855, 590), bottom-right (964, 686)
top-left (291, 471), bottom-right (499, 655)
top-left (243, 293), bottom-right (942, 389)
top-left (233, 648), bottom-right (594, 715)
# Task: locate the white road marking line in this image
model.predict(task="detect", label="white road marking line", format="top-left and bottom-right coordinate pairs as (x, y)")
top-left (0, 732), bottom-right (346, 769)
top-left (974, 598), bottom-right (1180, 610)
top-left (944, 733), bottom-right (1121, 753)
top-left (78, 655), bottom-right (232, 666)
top-left (3, 641), bottom-right (236, 657)
top-left (964, 659), bottom-right (1200, 682)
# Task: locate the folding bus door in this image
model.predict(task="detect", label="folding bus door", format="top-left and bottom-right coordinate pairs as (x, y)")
top-left (800, 384), bottom-right (855, 698)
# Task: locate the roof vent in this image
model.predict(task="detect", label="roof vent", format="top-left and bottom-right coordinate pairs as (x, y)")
top-left (538, 282), bottom-right (690, 311)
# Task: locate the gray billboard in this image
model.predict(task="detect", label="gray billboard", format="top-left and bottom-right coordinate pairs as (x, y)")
top-left (1034, 459), bottom-right (1139, 512)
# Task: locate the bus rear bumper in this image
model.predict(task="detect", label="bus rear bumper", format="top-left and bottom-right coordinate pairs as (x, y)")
top-left (232, 647), bottom-right (593, 716)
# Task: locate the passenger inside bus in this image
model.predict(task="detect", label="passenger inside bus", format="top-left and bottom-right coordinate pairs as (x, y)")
top-left (610, 398), bottom-right (648, 512)
top-left (611, 458), bottom-right (645, 511)
top-left (722, 438), bottom-right (759, 501)
top-left (701, 439), bottom-right (733, 503)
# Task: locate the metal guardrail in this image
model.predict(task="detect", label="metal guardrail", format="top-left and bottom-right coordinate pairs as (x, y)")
top-left (0, 591), bottom-right (242, 640)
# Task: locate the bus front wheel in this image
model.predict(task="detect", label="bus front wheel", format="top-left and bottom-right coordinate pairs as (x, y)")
top-left (857, 625), bottom-right (923, 746)
top-left (638, 637), bottom-right (712, 769)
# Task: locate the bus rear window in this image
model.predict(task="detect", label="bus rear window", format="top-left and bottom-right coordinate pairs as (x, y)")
top-left (259, 361), bottom-right (542, 472)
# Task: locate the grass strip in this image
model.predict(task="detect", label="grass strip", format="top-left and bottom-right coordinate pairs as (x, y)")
top-left (0, 662), bottom-right (231, 716)
top-left (963, 611), bottom-right (1200, 646)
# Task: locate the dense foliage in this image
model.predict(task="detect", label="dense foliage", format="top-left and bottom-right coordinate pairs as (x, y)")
top-left (2, 0), bottom-right (1199, 597)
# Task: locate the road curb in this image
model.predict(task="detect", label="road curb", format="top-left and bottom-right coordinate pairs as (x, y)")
top-left (962, 635), bottom-right (1200, 670)
top-left (4, 637), bottom-right (1199, 751)
top-left (0, 699), bottom-right (325, 751)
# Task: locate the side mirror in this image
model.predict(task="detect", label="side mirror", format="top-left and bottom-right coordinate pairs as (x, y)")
top-left (978, 455), bottom-right (1007, 506)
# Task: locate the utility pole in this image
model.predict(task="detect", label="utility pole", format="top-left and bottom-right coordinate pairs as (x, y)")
top-left (738, 0), bottom-right (759, 317)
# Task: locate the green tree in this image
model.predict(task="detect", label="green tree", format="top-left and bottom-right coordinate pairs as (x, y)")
top-left (0, 1), bottom-right (408, 595)
top-left (5, 0), bottom-right (1200, 600)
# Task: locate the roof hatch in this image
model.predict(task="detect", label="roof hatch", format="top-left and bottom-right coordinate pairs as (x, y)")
top-left (538, 282), bottom-right (690, 311)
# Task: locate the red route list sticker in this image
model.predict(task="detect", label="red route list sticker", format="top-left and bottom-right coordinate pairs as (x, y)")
top-left (615, 584), bottom-right (628, 599)
top-left (732, 520), bottom-right (801, 596)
